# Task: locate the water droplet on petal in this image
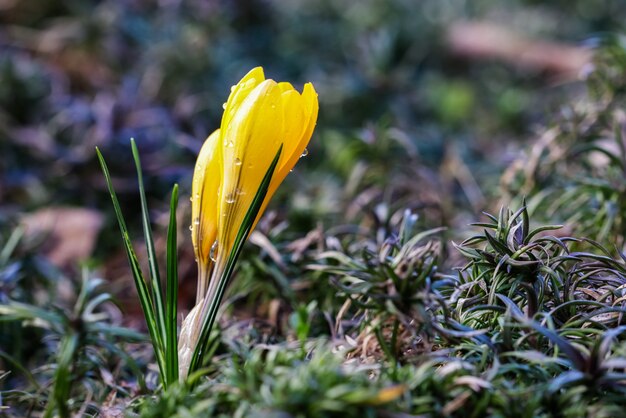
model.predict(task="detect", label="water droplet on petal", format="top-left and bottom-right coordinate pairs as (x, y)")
top-left (300, 148), bottom-right (309, 158)
top-left (227, 140), bottom-right (234, 148)
top-left (225, 191), bottom-right (236, 203)
top-left (234, 158), bottom-right (242, 166)
top-left (222, 102), bottom-right (227, 109)
top-left (194, 218), bottom-right (200, 225)
top-left (189, 224), bottom-right (193, 231)
top-left (210, 240), bottom-right (218, 262)
top-left (190, 196), bottom-right (193, 202)
top-left (230, 85), bottom-right (236, 92)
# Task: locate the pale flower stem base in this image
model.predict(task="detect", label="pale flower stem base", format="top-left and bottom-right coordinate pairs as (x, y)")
top-left (177, 298), bottom-right (204, 381)
top-left (178, 260), bottom-right (226, 380)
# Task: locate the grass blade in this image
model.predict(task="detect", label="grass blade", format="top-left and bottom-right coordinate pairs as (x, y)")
top-left (165, 184), bottom-right (179, 384)
top-left (45, 332), bottom-right (79, 418)
top-left (130, 140), bottom-right (168, 351)
top-left (96, 147), bottom-right (166, 383)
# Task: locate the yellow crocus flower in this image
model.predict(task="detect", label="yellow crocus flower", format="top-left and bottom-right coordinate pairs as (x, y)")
top-left (181, 67), bottom-right (318, 378)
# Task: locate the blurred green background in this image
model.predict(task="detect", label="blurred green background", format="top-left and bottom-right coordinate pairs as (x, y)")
top-left (1, 0), bottom-right (624, 295)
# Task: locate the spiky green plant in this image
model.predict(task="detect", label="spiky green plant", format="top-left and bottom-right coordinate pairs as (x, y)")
top-left (0, 269), bottom-right (144, 417)
top-left (311, 209), bottom-right (450, 362)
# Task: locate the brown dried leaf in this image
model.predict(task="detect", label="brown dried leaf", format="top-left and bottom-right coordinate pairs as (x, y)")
top-left (21, 206), bottom-right (104, 267)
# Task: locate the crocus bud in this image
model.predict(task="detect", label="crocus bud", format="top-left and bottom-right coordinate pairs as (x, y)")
top-left (179, 67), bottom-right (319, 379)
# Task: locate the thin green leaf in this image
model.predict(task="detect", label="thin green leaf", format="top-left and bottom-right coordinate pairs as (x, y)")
top-left (131, 139), bottom-right (168, 351)
top-left (547, 370), bottom-right (586, 393)
top-left (484, 230), bottom-right (513, 256)
top-left (524, 224), bottom-right (564, 244)
top-left (165, 184), bottom-right (179, 385)
top-left (0, 226), bottom-right (24, 265)
top-left (96, 147), bottom-right (166, 383)
top-left (122, 223), bottom-right (167, 383)
top-left (45, 332), bottom-right (79, 418)
top-left (0, 301), bottom-right (65, 328)
top-left (527, 324), bottom-right (588, 371)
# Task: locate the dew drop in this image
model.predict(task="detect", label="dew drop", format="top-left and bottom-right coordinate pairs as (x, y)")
top-left (189, 196), bottom-right (193, 202)
top-left (210, 240), bottom-right (218, 262)
top-left (189, 224), bottom-right (193, 231)
top-left (225, 192), bottom-right (236, 203)
top-left (222, 102), bottom-right (227, 109)
top-left (227, 140), bottom-right (234, 148)
top-left (194, 218), bottom-right (200, 225)
top-left (300, 148), bottom-right (309, 158)
top-left (234, 158), bottom-right (242, 166)
top-left (230, 85), bottom-right (236, 92)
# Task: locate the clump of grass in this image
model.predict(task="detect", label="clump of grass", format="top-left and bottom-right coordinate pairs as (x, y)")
top-left (452, 203), bottom-right (626, 334)
top-left (136, 340), bottom-right (405, 418)
top-left (1, 268), bottom-right (144, 417)
top-left (0, 221), bottom-right (146, 417)
top-left (310, 209), bottom-right (450, 363)
top-left (452, 203), bottom-right (569, 326)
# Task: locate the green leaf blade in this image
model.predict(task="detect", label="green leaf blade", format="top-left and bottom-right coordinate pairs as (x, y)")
top-left (165, 184), bottom-right (180, 385)
top-left (96, 147), bottom-right (166, 385)
top-left (130, 139), bottom-right (168, 352)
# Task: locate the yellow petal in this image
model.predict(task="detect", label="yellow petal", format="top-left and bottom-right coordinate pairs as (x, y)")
top-left (213, 79), bottom-right (285, 276)
top-left (300, 83), bottom-right (320, 147)
top-left (191, 129), bottom-right (221, 301)
top-left (277, 83), bottom-right (318, 179)
top-left (276, 81), bottom-right (295, 92)
top-left (251, 82), bottom-right (319, 229)
top-left (221, 67), bottom-right (265, 132)
top-left (277, 89), bottom-right (307, 169)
